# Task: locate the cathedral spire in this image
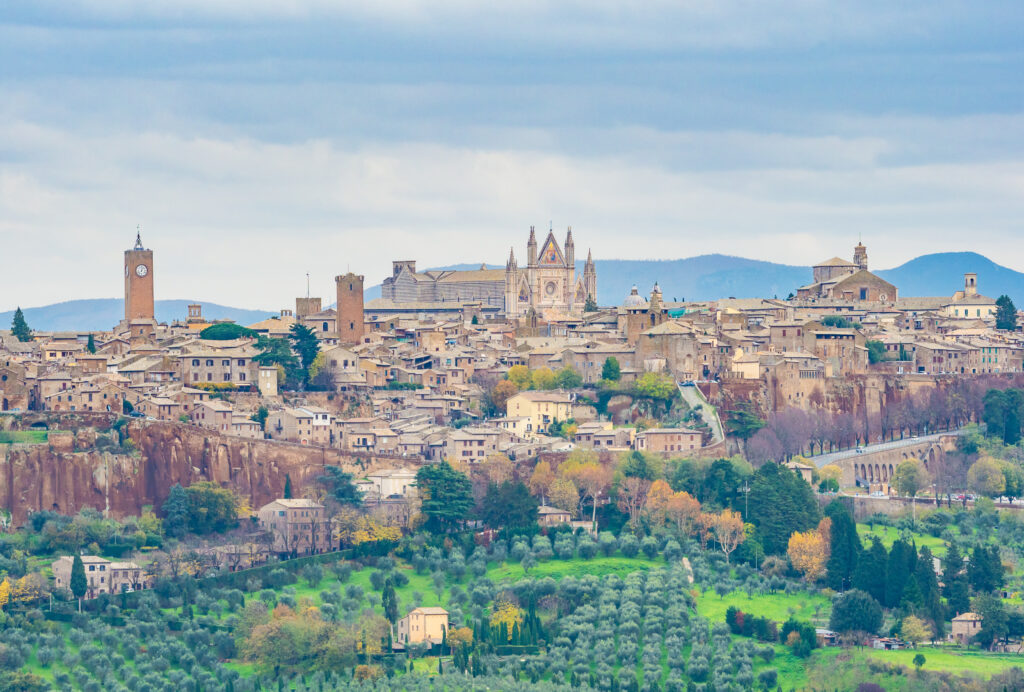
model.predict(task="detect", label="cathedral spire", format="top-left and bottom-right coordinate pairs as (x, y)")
top-left (506, 247), bottom-right (517, 269)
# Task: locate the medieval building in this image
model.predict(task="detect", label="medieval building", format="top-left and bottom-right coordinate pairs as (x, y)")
top-left (378, 226), bottom-right (596, 318)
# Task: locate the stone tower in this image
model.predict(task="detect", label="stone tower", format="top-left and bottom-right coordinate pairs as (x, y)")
top-left (564, 227), bottom-right (575, 307)
top-left (296, 296), bottom-right (322, 319)
top-left (964, 272), bottom-right (978, 297)
top-left (504, 247), bottom-right (518, 315)
top-left (335, 273), bottom-right (364, 345)
top-left (124, 229), bottom-right (154, 322)
top-left (853, 242), bottom-right (868, 272)
top-left (584, 249), bottom-right (597, 304)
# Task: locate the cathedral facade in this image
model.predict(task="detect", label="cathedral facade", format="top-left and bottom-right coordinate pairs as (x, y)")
top-left (505, 227), bottom-right (596, 318)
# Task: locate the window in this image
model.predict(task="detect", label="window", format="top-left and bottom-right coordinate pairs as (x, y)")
top-left (222, 360), bottom-right (230, 366)
top-left (206, 359), bottom-right (214, 366)
top-left (192, 359), bottom-right (200, 366)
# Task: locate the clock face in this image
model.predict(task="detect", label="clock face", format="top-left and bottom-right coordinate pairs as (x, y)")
top-left (135, 264), bottom-right (149, 277)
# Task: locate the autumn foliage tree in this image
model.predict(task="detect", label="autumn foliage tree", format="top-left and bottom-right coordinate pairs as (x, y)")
top-left (787, 517), bottom-right (832, 583)
top-left (712, 509), bottom-right (746, 563)
top-left (665, 491), bottom-right (701, 535)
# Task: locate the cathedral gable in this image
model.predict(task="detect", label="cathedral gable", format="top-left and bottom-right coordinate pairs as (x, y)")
top-left (538, 232), bottom-right (565, 266)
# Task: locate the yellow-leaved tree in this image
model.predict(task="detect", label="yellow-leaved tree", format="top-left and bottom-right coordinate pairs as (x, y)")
top-left (489, 600), bottom-right (524, 640)
top-left (787, 517), bottom-right (832, 583)
top-left (644, 479), bottom-right (675, 527)
top-left (0, 578), bottom-right (10, 610)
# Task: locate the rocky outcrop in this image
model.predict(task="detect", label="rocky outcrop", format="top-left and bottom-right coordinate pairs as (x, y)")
top-left (0, 420), bottom-right (420, 525)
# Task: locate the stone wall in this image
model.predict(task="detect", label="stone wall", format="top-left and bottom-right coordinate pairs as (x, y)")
top-left (0, 419), bottom-right (422, 525)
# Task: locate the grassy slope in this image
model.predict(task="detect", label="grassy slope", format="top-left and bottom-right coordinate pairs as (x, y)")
top-left (694, 587), bottom-right (832, 626)
top-left (0, 430), bottom-right (50, 444)
top-left (856, 524), bottom-right (950, 556)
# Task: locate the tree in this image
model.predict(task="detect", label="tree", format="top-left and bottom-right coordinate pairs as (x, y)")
top-left (643, 479), bottom-right (674, 526)
top-left (584, 294), bottom-right (598, 312)
top-left (317, 466), bottom-right (363, 507)
top-left (417, 461), bottom-right (473, 533)
top-left (250, 405), bottom-right (269, 430)
top-left (86, 334), bottom-right (96, 354)
top-left (913, 653), bottom-right (926, 671)
top-left (70, 554), bottom-right (87, 609)
top-left (788, 528), bottom-right (828, 583)
top-left (254, 336), bottom-right (301, 385)
top-left (745, 462), bottom-right (821, 555)
top-left (531, 367), bottom-right (557, 390)
top-left (885, 538), bottom-right (914, 608)
top-left (601, 357), bottom-right (621, 382)
top-left (490, 380), bottom-right (518, 414)
top-left (942, 542), bottom-right (971, 617)
top-left (824, 500), bottom-right (861, 591)
top-left (162, 484), bottom-right (191, 538)
top-left (892, 459), bottom-right (930, 522)
top-left (973, 592), bottom-right (1009, 649)
top-left (549, 477), bottom-right (580, 517)
top-left (968, 544), bottom-right (1004, 593)
top-left (529, 461), bottom-right (555, 504)
top-left (556, 366), bottom-right (583, 389)
top-left (200, 323), bottom-right (257, 340)
top-left (635, 371), bottom-right (676, 401)
top-left (478, 481), bottom-right (538, 532)
top-left (507, 365), bottom-right (532, 390)
top-left (283, 474), bottom-right (293, 499)
top-left (10, 307), bottom-right (31, 342)
top-left (665, 490), bottom-right (701, 535)
top-left (288, 323), bottom-right (320, 384)
top-left (996, 295), bottom-right (1018, 331)
top-left (968, 457), bottom-right (1007, 498)
top-left (853, 537), bottom-right (888, 605)
top-left (901, 615), bottom-right (932, 648)
top-left (712, 509), bottom-right (746, 563)
top-left (382, 579), bottom-right (399, 625)
top-left (829, 589), bottom-right (883, 639)
top-left (866, 340), bottom-right (886, 364)
top-left (725, 403), bottom-right (765, 442)
top-left (565, 462), bottom-right (612, 528)
top-left (617, 477), bottom-right (651, 528)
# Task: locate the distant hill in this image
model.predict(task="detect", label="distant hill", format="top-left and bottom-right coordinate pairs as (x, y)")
top-left (407, 252), bottom-right (1024, 305)
top-left (7, 252), bottom-right (1022, 332)
top-left (0, 300), bottom-right (275, 333)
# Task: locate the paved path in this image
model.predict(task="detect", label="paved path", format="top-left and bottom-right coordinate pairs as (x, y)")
top-left (810, 429), bottom-right (962, 468)
top-left (678, 383), bottom-right (724, 445)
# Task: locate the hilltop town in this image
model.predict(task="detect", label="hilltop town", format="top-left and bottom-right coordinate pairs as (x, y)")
top-left (2, 229), bottom-right (1024, 691)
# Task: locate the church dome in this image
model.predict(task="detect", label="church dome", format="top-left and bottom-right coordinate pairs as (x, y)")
top-left (623, 285), bottom-right (648, 308)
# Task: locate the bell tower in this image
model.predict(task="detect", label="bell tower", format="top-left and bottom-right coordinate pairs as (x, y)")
top-left (124, 228), bottom-right (155, 322)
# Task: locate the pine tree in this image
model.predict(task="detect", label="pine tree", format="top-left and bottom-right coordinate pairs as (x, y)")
top-left (283, 474), bottom-right (293, 499)
top-left (10, 307), bottom-right (32, 342)
top-left (996, 295), bottom-right (1018, 331)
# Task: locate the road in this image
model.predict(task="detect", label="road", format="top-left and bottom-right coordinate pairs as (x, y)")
top-left (677, 383), bottom-right (724, 445)
top-left (810, 429), bottom-right (962, 468)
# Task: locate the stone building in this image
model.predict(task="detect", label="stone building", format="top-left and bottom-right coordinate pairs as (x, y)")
top-left (396, 607), bottom-right (450, 648)
top-left (796, 243), bottom-right (898, 303)
top-left (257, 498), bottom-right (330, 556)
top-left (378, 226), bottom-right (596, 318)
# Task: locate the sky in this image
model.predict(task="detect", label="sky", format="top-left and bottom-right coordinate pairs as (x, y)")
top-left (1, 1), bottom-right (1023, 310)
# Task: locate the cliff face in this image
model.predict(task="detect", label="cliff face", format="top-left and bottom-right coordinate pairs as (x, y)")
top-left (0, 421), bottom-right (411, 525)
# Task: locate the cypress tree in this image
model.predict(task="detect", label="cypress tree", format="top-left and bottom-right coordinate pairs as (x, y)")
top-left (86, 334), bottom-right (96, 354)
top-left (853, 538), bottom-right (887, 605)
top-left (943, 543), bottom-right (971, 616)
top-left (283, 474), bottom-right (293, 499)
top-left (824, 500), bottom-right (861, 591)
top-left (885, 539), bottom-right (911, 608)
top-left (10, 307), bottom-right (32, 342)
top-left (70, 554), bottom-right (87, 610)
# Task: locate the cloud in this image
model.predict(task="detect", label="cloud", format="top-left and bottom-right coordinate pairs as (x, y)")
top-left (2, 117), bottom-right (1023, 310)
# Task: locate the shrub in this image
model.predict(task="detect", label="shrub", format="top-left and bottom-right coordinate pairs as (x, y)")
top-left (640, 536), bottom-right (659, 560)
top-left (758, 669), bottom-right (778, 689)
top-left (302, 563), bottom-right (324, 588)
top-left (619, 534), bottom-right (640, 558)
top-left (598, 532), bottom-right (618, 556)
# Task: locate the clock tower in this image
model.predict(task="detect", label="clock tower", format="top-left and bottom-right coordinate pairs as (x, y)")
top-left (124, 229), bottom-right (155, 322)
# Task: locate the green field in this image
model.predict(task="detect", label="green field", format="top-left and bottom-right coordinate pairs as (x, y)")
top-left (694, 586), bottom-right (832, 625)
top-left (857, 523), bottom-right (950, 556)
top-left (485, 555), bottom-right (661, 582)
top-left (0, 430), bottom-right (50, 444)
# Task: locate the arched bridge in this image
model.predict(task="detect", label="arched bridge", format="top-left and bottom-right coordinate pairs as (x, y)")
top-left (811, 432), bottom-right (961, 488)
